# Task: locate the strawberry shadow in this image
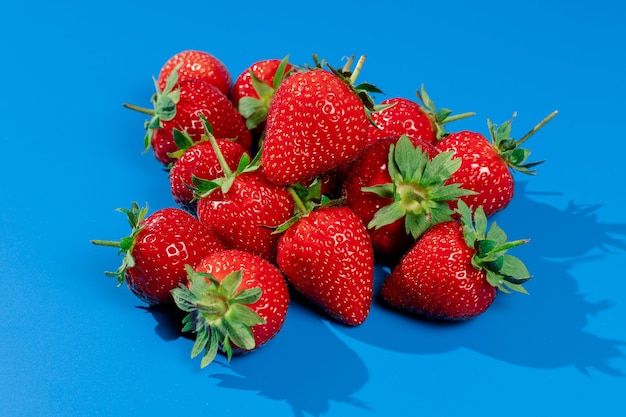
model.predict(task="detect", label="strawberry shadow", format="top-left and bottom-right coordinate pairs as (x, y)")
top-left (144, 295), bottom-right (371, 417)
top-left (331, 181), bottom-right (626, 376)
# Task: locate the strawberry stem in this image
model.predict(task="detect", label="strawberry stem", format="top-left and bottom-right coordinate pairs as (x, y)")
top-left (288, 186), bottom-right (309, 215)
top-left (90, 239), bottom-right (121, 248)
top-left (201, 116), bottom-right (233, 178)
top-left (341, 55), bottom-right (354, 73)
top-left (442, 111), bottom-right (477, 124)
top-left (349, 55), bottom-right (366, 85)
top-left (515, 110), bottom-right (558, 146)
top-left (123, 102), bottom-right (155, 116)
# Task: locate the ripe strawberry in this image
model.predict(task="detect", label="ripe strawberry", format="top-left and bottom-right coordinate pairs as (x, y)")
top-left (171, 249), bottom-right (290, 367)
top-left (367, 86), bottom-right (475, 146)
top-left (168, 130), bottom-right (249, 214)
top-left (261, 57), bottom-right (379, 186)
top-left (343, 134), bottom-right (474, 257)
top-left (157, 50), bottom-right (232, 97)
top-left (276, 205), bottom-right (374, 326)
top-left (91, 202), bottom-right (226, 305)
top-left (125, 69), bottom-right (252, 166)
top-left (191, 117), bottom-right (294, 263)
top-left (232, 56), bottom-right (294, 131)
top-left (436, 111), bottom-right (557, 216)
top-left (381, 200), bottom-right (531, 320)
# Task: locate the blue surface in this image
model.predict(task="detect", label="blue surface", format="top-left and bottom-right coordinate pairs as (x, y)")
top-left (2, 1), bottom-right (625, 416)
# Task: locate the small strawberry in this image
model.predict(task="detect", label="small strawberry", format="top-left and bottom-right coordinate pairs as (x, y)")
top-left (124, 68), bottom-right (252, 166)
top-left (367, 85), bottom-right (475, 146)
top-left (171, 249), bottom-right (290, 367)
top-left (91, 203), bottom-right (226, 305)
top-left (168, 128), bottom-right (249, 214)
top-left (232, 56), bottom-right (294, 131)
top-left (381, 200), bottom-right (532, 320)
top-left (157, 50), bottom-right (232, 97)
top-left (436, 111), bottom-right (558, 216)
top-left (192, 116), bottom-right (294, 263)
top-left (343, 134), bottom-right (474, 256)
top-left (261, 56), bottom-right (382, 186)
top-left (276, 202), bottom-right (374, 326)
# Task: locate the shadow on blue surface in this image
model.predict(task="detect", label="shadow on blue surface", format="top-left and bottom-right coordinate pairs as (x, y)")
top-left (333, 181), bottom-right (626, 376)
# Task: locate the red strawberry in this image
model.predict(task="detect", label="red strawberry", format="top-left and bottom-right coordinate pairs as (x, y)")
top-left (192, 117), bottom-right (294, 263)
top-left (276, 205), bottom-right (374, 326)
top-left (168, 130), bottom-right (249, 214)
top-left (343, 134), bottom-right (474, 257)
top-left (436, 111), bottom-right (557, 216)
top-left (381, 201), bottom-right (531, 320)
top-left (91, 202), bottom-right (226, 305)
top-left (125, 70), bottom-right (252, 166)
top-left (367, 86), bottom-right (475, 146)
top-left (157, 50), bottom-right (232, 97)
top-left (261, 57), bottom-right (377, 186)
top-left (232, 56), bottom-right (294, 131)
top-left (171, 249), bottom-right (290, 367)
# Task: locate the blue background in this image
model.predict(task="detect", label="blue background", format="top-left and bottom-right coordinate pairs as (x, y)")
top-left (2, 1), bottom-right (625, 416)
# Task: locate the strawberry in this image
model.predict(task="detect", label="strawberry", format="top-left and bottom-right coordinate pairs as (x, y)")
top-left (343, 134), bottom-right (474, 257)
top-left (436, 111), bottom-right (558, 216)
top-left (232, 56), bottom-right (294, 131)
top-left (171, 249), bottom-right (290, 367)
top-left (157, 50), bottom-right (232, 97)
top-left (276, 204), bottom-right (374, 326)
top-left (192, 116), bottom-right (294, 263)
top-left (367, 86), bottom-right (475, 146)
top-left (125, 68), bottom-right (252, 166)
top-left (261, 56), bottom-right (380, 186)
top-left (91, 202), bottom-right (226, 305)
top-left (168, 129), bottom-right (249, 214)
top-left (381, 200), bottom-right (532, 320)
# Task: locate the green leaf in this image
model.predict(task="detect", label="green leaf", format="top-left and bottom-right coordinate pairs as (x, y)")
top-left (200, 330), bottom-right (219, 368)
top-left (473, 206), bottom-right (488, 238)
top-left (393, 135), bottom-right (420, 180)
top-left (231, 287), bottom-right (262, 305)
top-left (223, 319), bottom-right (256, 351)
top-left (227, 303), bottom-right (265, 327)
top-left (486, 222), bottom-right (507, 245)
top-left (499, 255), bottom-right (531, 282)
top-left (361, 183), bottom-right (394, 199)
top-left (368, 201), bottom-right (406, 230)
top-left (475, 239), bottom-right (497, 256)
top-left (191, 327), bottom-right (209, 359)
top-left (219, 270), bottom-right (243, 299)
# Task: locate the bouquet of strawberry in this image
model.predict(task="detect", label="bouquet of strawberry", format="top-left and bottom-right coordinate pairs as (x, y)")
top-left (93, 49), bottom-right (557, 368)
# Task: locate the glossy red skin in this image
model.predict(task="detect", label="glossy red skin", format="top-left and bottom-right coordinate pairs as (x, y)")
top-left (342, 135), bottom-right (439, 256)
top-left (194, 249), bottom-right (290, 352)
top-left (157, 50), bottom-right (232, 97)
top-left (381, 221), bottom-right (496, 320)
top-left (367, 97), bottom-right (435, 147)
top-left (169, 140), bottom-right (249, 214)
top-left (196, 171), bottom-right (293, 264)
top-left (231, 59), bottom-right (294, 107)
top-left (435, 130), bottom-right (513, 216)
top-left (262, 69), bottom-right (370, 186)
top-left (125, 208), bottom-right (226, 305)
top-left (277, 206), bottom-right (374, 326)
top-left (151, 79), bottom-right (252, 166)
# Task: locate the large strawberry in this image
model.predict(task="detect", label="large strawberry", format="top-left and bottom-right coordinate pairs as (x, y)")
top-left (171, 249), bottom-right (290, 367)
top-left (435, 111), bottom-right (557, 216)
top-left (232, 56), bottom-right (294, 131)
top-left (157, 49), bottom-right (232, 97)
top-left (276, 204), bottom-right (374, 326)
top-left (366, 85), bottom-right (475, 146)
top-left (168, 129), bottom-right (249, 214)
top-left (91, 203), bottom-right (226, 305)
top-left (381, 200), bottom-right (531, 320)
top-left (343, 134), bottom-right (474, 257)
top-left (261, 56), bottom-right (379, 186)
top-left (124, 68), bottom-right (252, 166)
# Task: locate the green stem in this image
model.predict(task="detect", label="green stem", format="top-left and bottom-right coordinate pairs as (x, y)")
top-left (288, 186), bottom-right (309, 215)
top-left (349, 55), bottom-right (367, 85)
top-left (516, 110), bottom-right (558, 146)
top-left (90, 239), bottom-right (121, 248)
top-left (341, 55), bottom-right (354, 73)
top-left (205, 128), bottom-right (233, 178)
top-left (443, 111), bottom-right (476, 124)
top-left (490, 239), bottom-right (530, 254)
top-left (123, 102), bottom-right (155, 116)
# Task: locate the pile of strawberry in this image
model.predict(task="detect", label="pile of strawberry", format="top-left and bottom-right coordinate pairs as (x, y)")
top-left (92, 50), bottom-right (557, 368)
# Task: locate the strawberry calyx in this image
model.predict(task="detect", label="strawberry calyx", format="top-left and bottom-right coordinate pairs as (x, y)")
top-left (416, 84), bottom-right (476, 140)
top-left (171, 265), bottom-right (265, 368)
top-left (90, 202), bottom-right (149, 285)
top-left (238, 55), bottom-right (294, 130)
top-left (190, 115), bottom-right (260, 198)
top-left (488, 110), bottom-right (558, 174)
top-left (363, 135), bottom-right (475, 239)
top-left (456, 200), bottom-right (531, 294)
top-left (123, 63), bottom-right (183, 151)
